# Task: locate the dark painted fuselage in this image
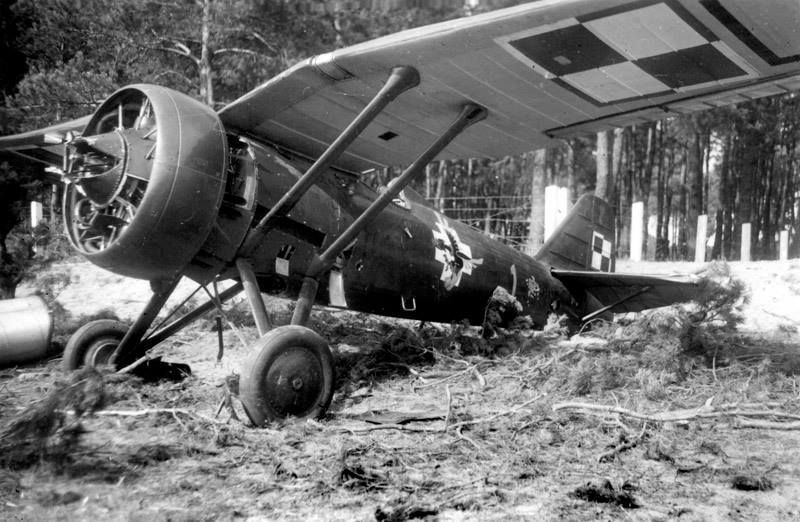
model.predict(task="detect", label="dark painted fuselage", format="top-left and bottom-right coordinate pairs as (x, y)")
top-left (189, 137), bottom-right (580, 328)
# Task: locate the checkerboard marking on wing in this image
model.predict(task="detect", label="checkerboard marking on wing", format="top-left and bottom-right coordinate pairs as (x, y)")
top-left (591, 231), bottom-right (612, 272)
top-left (496, 0), bottom-right (756, 106)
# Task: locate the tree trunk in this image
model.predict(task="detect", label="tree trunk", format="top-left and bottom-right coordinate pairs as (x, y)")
top-left (484, 199), bottom-right (492, 235)
top-left (611, 128), bottom-right (624, 256)
top-left (738, 138), bottom-right (756, 261)
top-left (639, 123), bottom-right (656, 259)
top-left (703, 132), bottom-right (711, 214)
top-left (595, 130), bottom-right (612, 202)
top-left (199, 0), bottom-right (214, 107)
top-left (678, 157), bottom-right (688, 259)
top-left (711, 210), bottom-right (723, 260)
top-left (566, 139), bottom-right (576, 202)
top-left (715, 133), bottom-right (732, 259)
top-left (687, 128), bottom-right (703, 261)
top-left (435, 160), bottom-right (447, 211)
top-left (425, 163), bottom-right (432, 200)
top-left (761, 153), bottom-right (776, 259)
top-left (656, 126), bottom-right (668, 260)
top-left (527, 149), bottom-right (546, 255)
top-left (778, 130), bottom-right (795, 239)
top-left (664, 186), bottom-right (674, 259)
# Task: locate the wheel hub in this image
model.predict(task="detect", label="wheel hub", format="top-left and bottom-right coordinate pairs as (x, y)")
top-left (85, 339), bottom-right (119, 367)
top-left (264, 347), bottom-right (323, 417)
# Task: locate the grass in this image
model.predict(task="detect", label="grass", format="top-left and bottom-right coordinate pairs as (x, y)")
top-left (2, 262), bottom-right (799, 519)
top-left (2, 318), bottom-right (798, 518)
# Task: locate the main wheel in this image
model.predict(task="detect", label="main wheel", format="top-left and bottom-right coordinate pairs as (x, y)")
top-left (63, 319), bottom-right (129, 371)
top-left (240, 325), bottom-right (335, 426)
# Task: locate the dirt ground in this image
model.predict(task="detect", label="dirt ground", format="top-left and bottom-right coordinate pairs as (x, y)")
top-left (2, 259), bottom-right (800, 521)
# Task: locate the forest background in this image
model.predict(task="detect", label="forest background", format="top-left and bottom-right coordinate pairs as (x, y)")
top-left (1, 0), bottom-right (799, 299)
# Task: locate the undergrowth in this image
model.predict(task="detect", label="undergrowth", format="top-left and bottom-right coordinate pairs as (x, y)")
top-left (2, 262), bottom-right (798, 519)
top-left (542, 263), bottom-right (800, 398)
top-left (0, 367), bottom-right (136, 470)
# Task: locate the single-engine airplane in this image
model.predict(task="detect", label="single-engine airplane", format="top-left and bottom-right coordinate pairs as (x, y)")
top-left (2, 0), bottom-right (799, 424)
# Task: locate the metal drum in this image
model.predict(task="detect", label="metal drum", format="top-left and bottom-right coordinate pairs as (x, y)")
top-left (0, 296), bottom-right (53, 367)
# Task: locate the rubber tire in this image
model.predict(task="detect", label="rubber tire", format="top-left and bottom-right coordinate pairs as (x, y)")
top-left (62, 319), bottom-right (129, 371)
top-left (240, 325), bottom-right (335, 426)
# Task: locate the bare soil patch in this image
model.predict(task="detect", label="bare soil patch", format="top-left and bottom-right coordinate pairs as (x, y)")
top-left (3, 259), bottom-right (800, 520)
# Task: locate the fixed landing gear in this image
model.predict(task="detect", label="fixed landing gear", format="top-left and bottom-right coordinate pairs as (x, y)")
top-left (236, 261), bottom-right (337, 424)
top-left (62, 280), bottom-right (243, 375)
top-left (239, 325), bottom-right (335, 425)
top-left (235, 95), bottom-right (486, 424)
top-left (63, 319), bottom-right (129, 370)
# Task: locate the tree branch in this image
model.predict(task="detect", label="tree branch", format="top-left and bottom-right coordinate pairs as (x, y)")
top-left (157, 40), bottom-right (200, 65)
top-left (335, 393), bottom-right (545, 435)
top-left (736, 419), bottom-right (800, 430)
top-left (553, 400), bottom-right (800, 426)
top-left (250, 31), bottom-right (276, 53)
top-left (213, 47), bottom-right (260, 57)
top-left (94, 408), bottom-right (224, 425)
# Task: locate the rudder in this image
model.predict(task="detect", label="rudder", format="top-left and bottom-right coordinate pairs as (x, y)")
top-left (534, 194), bottom-right (615, 272)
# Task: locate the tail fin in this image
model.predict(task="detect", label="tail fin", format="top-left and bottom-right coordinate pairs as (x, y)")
top-left (534, 194), bottom-right (615, 272)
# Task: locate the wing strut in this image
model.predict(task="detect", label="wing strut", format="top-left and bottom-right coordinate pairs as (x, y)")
top-left (581, 285), bottom-right (652, 323)
top-left (290, 102), bottom-right (488, 326)
top-left (239, 66), bottom-right (420, 257)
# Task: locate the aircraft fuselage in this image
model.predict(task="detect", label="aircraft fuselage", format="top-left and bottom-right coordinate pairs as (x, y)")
top-left (189, 136), bottom-right (580, 328)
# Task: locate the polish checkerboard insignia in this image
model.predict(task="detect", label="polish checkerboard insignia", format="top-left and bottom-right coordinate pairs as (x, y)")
top-left (591, 231), bottom-right (612, 272)
top-left (497, 0), bottom-right (756, 106)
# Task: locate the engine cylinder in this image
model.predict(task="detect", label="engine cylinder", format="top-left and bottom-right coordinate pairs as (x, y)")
top-left (63, 85), bottom-right (228, 281)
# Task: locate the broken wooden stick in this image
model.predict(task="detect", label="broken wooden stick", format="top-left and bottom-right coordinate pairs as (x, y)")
top-left (337, 393), bottom-right (545, 435)
top-left (94, 408), bottom-right (224, 425)
top-left (448, 393), bottom-right (545, 430)
top-left (116, 353), bottom-right (157, 374)
top-left (553, 400), bottom-right (800, 428)
top-left (415, 363), bottom-right (487, 389)
top-left (596, 423), bottom-right (647, 463)
top-left (443, 384), bottom-right (453, 430)
top-left (454, 426), bottom-right (483, 453)
top-left (339, 423), bottom-right (441, 434)
top-left (735, 419), bottom-right (800, 430)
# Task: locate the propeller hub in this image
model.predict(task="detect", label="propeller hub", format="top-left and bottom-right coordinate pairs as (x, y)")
top-left (65, 131), bottom-right (128, 207)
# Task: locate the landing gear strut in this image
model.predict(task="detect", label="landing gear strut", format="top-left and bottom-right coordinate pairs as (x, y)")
top-left (62, 280), bottom-right (244, 374)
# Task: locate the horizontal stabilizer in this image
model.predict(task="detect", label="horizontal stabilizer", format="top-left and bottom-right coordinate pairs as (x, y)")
top-left (552, 269), bottom-right (700, 316)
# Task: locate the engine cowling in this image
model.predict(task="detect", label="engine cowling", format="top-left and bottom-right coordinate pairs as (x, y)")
top-left (62, 85), bottom-right (228, 281)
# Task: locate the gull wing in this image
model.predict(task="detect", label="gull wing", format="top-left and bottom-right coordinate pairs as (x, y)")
top-left (219, 0), bottom-right (800, 173)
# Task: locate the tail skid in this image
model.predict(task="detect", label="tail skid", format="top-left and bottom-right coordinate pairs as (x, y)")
top-left (534, 194), bottom-right (615, 272)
